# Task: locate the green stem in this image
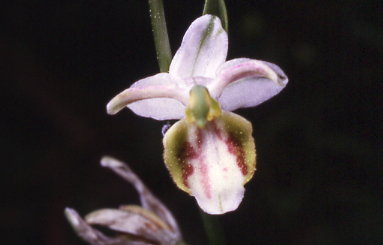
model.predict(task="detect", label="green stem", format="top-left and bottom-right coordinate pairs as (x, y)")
top-left (203, 0), bottom-right (228, 32)
top-left (148, 0), bottom-right (172, 72)
top-left (200, 211), bottom-right (226, 245)
top-left (147, 4), bottom-right (189, 244)
top-left (176, 241), bottom-right (190, 245)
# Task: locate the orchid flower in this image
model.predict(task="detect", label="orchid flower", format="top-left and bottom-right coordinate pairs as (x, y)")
top-left (65, 156), bottom-right (183, 245)
top-left (107, 15), bottom-right (288, 214)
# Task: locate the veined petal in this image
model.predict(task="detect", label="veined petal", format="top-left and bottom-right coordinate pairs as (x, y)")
top-left (100, 156), bottom-right (181, 241)
top-left (65, 207), bottom-right (125, 245)
top-left (163, 112), bottom-right (256, 214)
top-left (85, 208), bottom-right (172, 243)
top-left (210, 58), bottom-right (288, 111)
top-left (106, 73), bottom-right (188, 120)
top-left (169, 15), bottom-right (228, 80)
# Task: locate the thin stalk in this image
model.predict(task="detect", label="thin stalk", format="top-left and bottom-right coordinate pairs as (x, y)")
top-left (148, 0), bottom-right (172, 72)
top-left (203, 0), bottom-right (228, 32)
top-left (176, 241), bottom-right (190, 245)
top-left (147, 3), bottom-right (188, 244)
top-left (200, 211), bottom-right (226, 245)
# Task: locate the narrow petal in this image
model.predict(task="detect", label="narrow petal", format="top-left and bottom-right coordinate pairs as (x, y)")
top-left (210, 58), bottom-right (288, 111)
top-left (85, 208), bottom-right (170, 243)
top-left (106, 73), bottom-right (188, 120)
top-left (169, 15), bottom-right (228, 80)
top-left (100, 156), bottom-right (181, 240)
top-left (65, 207), bottom-right (124, 245)
top-left (163, 112), bottom-right (256, 214)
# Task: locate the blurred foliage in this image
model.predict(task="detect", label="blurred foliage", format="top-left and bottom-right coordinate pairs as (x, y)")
top-left (2, 0), bottom-right (382, 244)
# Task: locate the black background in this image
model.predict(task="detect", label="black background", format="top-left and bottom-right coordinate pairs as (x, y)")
top-left (2, 0), bottom-right (382, 244)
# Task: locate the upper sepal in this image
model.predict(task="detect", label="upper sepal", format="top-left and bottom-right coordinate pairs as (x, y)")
top-left (169, 15), bottom-right (228, 79)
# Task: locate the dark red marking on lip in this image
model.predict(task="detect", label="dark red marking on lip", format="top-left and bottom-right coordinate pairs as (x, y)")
top-left (184, 142), bottom-right (198, 159)
top-left (211, 122), bottom-right (223, 140)
top-left (179, 141), bottom-right (200, 188)
top-left (226, 135), bottom-right (248, 176)
top-left (211, 121), bottom-right (247, 176)
top-left (182, 162), bottom-right (194, 188)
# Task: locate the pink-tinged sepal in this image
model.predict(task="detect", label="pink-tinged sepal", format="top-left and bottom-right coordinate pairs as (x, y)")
top-left (106, 15), bottom-right (288, 121)
top-left (163, 112), bottom-right (256, 214)
top-left (169, 15), bottom-right (228, 79)
top-left (106, 73), bottom-right (188, 120)
top-left (210, 58), bottom-right (288, 112)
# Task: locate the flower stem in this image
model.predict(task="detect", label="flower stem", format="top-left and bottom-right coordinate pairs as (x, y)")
top-left (203, 0), bottom-right (228, 32)
top-left (148, 0), bottom-right (172, 72)
top-left (176, 241), bottom-right (190, 245)
top-left (200, 211), bottom-right (226, 245)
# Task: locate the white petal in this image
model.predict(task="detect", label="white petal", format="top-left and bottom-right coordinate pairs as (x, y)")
top-left (212, 58), bottom-right (288, 111)
top-left (186, 121), bottom-right (246, 214)
top-left (169, 15), bottom-right (228, 80)
top-left (106, 73), bottom-right (188, 120)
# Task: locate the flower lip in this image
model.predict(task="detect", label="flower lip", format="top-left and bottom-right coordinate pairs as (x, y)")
top-left (163, 111), bottom-right (256, 214)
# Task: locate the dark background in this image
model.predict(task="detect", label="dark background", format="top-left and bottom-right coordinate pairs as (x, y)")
top-left (2, 0), bottom-right (382, 244)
